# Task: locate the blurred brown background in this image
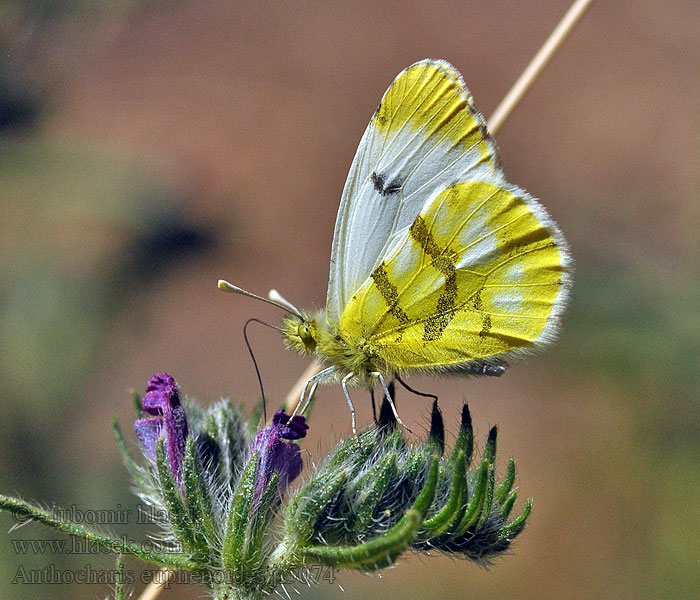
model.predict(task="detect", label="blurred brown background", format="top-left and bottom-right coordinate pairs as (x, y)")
top-left (1, 1), bottom-right (698, 598)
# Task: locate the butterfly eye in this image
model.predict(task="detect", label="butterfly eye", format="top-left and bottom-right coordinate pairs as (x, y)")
top-left (297, 322), bottom-right (315, 346)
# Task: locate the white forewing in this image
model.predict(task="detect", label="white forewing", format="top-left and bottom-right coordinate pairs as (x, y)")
top-left (326, 59), bottom-right (502, 322)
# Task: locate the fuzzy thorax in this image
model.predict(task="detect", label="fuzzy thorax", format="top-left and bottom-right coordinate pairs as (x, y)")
top-left (282, 311), bottom-right (384, 384)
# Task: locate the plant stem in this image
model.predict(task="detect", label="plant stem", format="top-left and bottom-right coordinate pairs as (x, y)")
top-left (0, 495), bottom-right (194, 570)
top-left (137, 568), bottom-right (174, 600)
top-left (488, 0), bottom-right (594, 134)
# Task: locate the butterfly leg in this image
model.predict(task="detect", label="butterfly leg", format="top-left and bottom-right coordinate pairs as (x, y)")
top-left (341, 372), bottom-right (358, 436)
top-left (294, 366), bottom-right (336, 417)
top-left (372, 372), bottom-right (413, 433)
top-left (298, 380), bottom-right (320, 417)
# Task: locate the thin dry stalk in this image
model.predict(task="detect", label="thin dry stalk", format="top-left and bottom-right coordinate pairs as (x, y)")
top-left (488, 0), bottom-right (594, 134)
top-left (137, 567), bottom-right (173, 600)
top-left (284, 360), bottom-right (323, 413)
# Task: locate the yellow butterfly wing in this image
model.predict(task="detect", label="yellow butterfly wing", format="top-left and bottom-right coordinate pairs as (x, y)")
top-left (338, 181), bottom-right (571, 373)
top-left (327, 59), bottom-right (502, 324)
top-left (318, 58), bottom-right (571, 378)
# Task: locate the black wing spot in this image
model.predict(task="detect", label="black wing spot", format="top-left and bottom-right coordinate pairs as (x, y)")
top-left (374, 103), bottom-right (387, 125)
top-left (371, 171), bottom-right (401, 197)
top-left (478, 314), bottom-right (492, 338)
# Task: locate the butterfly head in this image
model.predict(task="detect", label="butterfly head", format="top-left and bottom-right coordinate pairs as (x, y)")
top-left (282, 313), bottom-right (320, 356)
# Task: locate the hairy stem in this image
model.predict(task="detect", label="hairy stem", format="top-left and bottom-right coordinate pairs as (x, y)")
top-left (0, 495), bottom-right (194, 570)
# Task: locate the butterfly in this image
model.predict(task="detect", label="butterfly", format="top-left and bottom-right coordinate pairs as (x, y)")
top-left (219, 59), bottom-right (572, 429)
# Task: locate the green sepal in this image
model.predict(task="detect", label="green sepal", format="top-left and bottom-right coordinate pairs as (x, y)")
top-left (208, 400), bottom-right (249, 490)
top-left (380, 426), bottom-right (408, 452)
top-left (428, 400), bottom-right (445, 456)
top-left (454, 404), bottom-right (474, 467)
top-left (155, 437), bottom-right (196, 553)
top-left (498, 498), bottom-right (532, 541)
top-left (286, 470), bottom-right (348, 544)
top-left (402, 446), bottom-right (430, 491)
top-left (324, 429), bottom-right (378, 473)
top-left (483, 426), bottom-right (498, 464)
top-left (204, 412), bottom-right (219, 439)
top-left (438, 409), bottom-right (474, 531)
top-left (299, 454), bottom-right (439, 571)
top-left (494, 457), bottom-right (516, 505)
top-left (183, 437), bottom-right (217, 556)
top-left (299, 509), bottom-right (421, 571)
top-left (410, 454), bottom-right (441, 518)
top-left (421, 449), bottom-right (467, 537)
top-left (222, 450), bottom-right (259, 571)
top-left (454, 458), bottom-right (489, 535)
top-left (349, 453), bottom-right (397, 532)
top-left (477, 463), bottom-right (496, 528)
top-left (242, 471), bottom-right (280, 572)
top-left (499, 490), bottom-right (519, 521)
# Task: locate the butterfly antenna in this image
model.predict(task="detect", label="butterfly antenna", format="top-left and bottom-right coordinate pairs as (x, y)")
top-left (395, 375), bottom-right (438, 403)
top-left (243, 318), bottom-right (278, 423)
top-left (218, 279), bottom-right (303, 318)
top-left (268, 289), bottom-right (301, 316)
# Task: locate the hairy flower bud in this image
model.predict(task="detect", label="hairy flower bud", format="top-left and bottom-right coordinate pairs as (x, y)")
top-left (115, 378), bottom-right (530, 599)
top-left (279, 394), bottom-right (531, 571)
top-left (134, 373), bottom-right (188, 488)
top-left (250, 409), bottom-right (308, 503)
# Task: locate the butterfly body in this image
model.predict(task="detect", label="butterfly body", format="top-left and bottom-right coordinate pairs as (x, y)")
top-left (283, 310), bottom-right (383, 386)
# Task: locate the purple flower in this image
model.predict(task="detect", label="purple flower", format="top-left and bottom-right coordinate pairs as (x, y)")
top-left (250, 410), bottom-right (308, 504)
top-left (134, 373), bottom-right (188, 489)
